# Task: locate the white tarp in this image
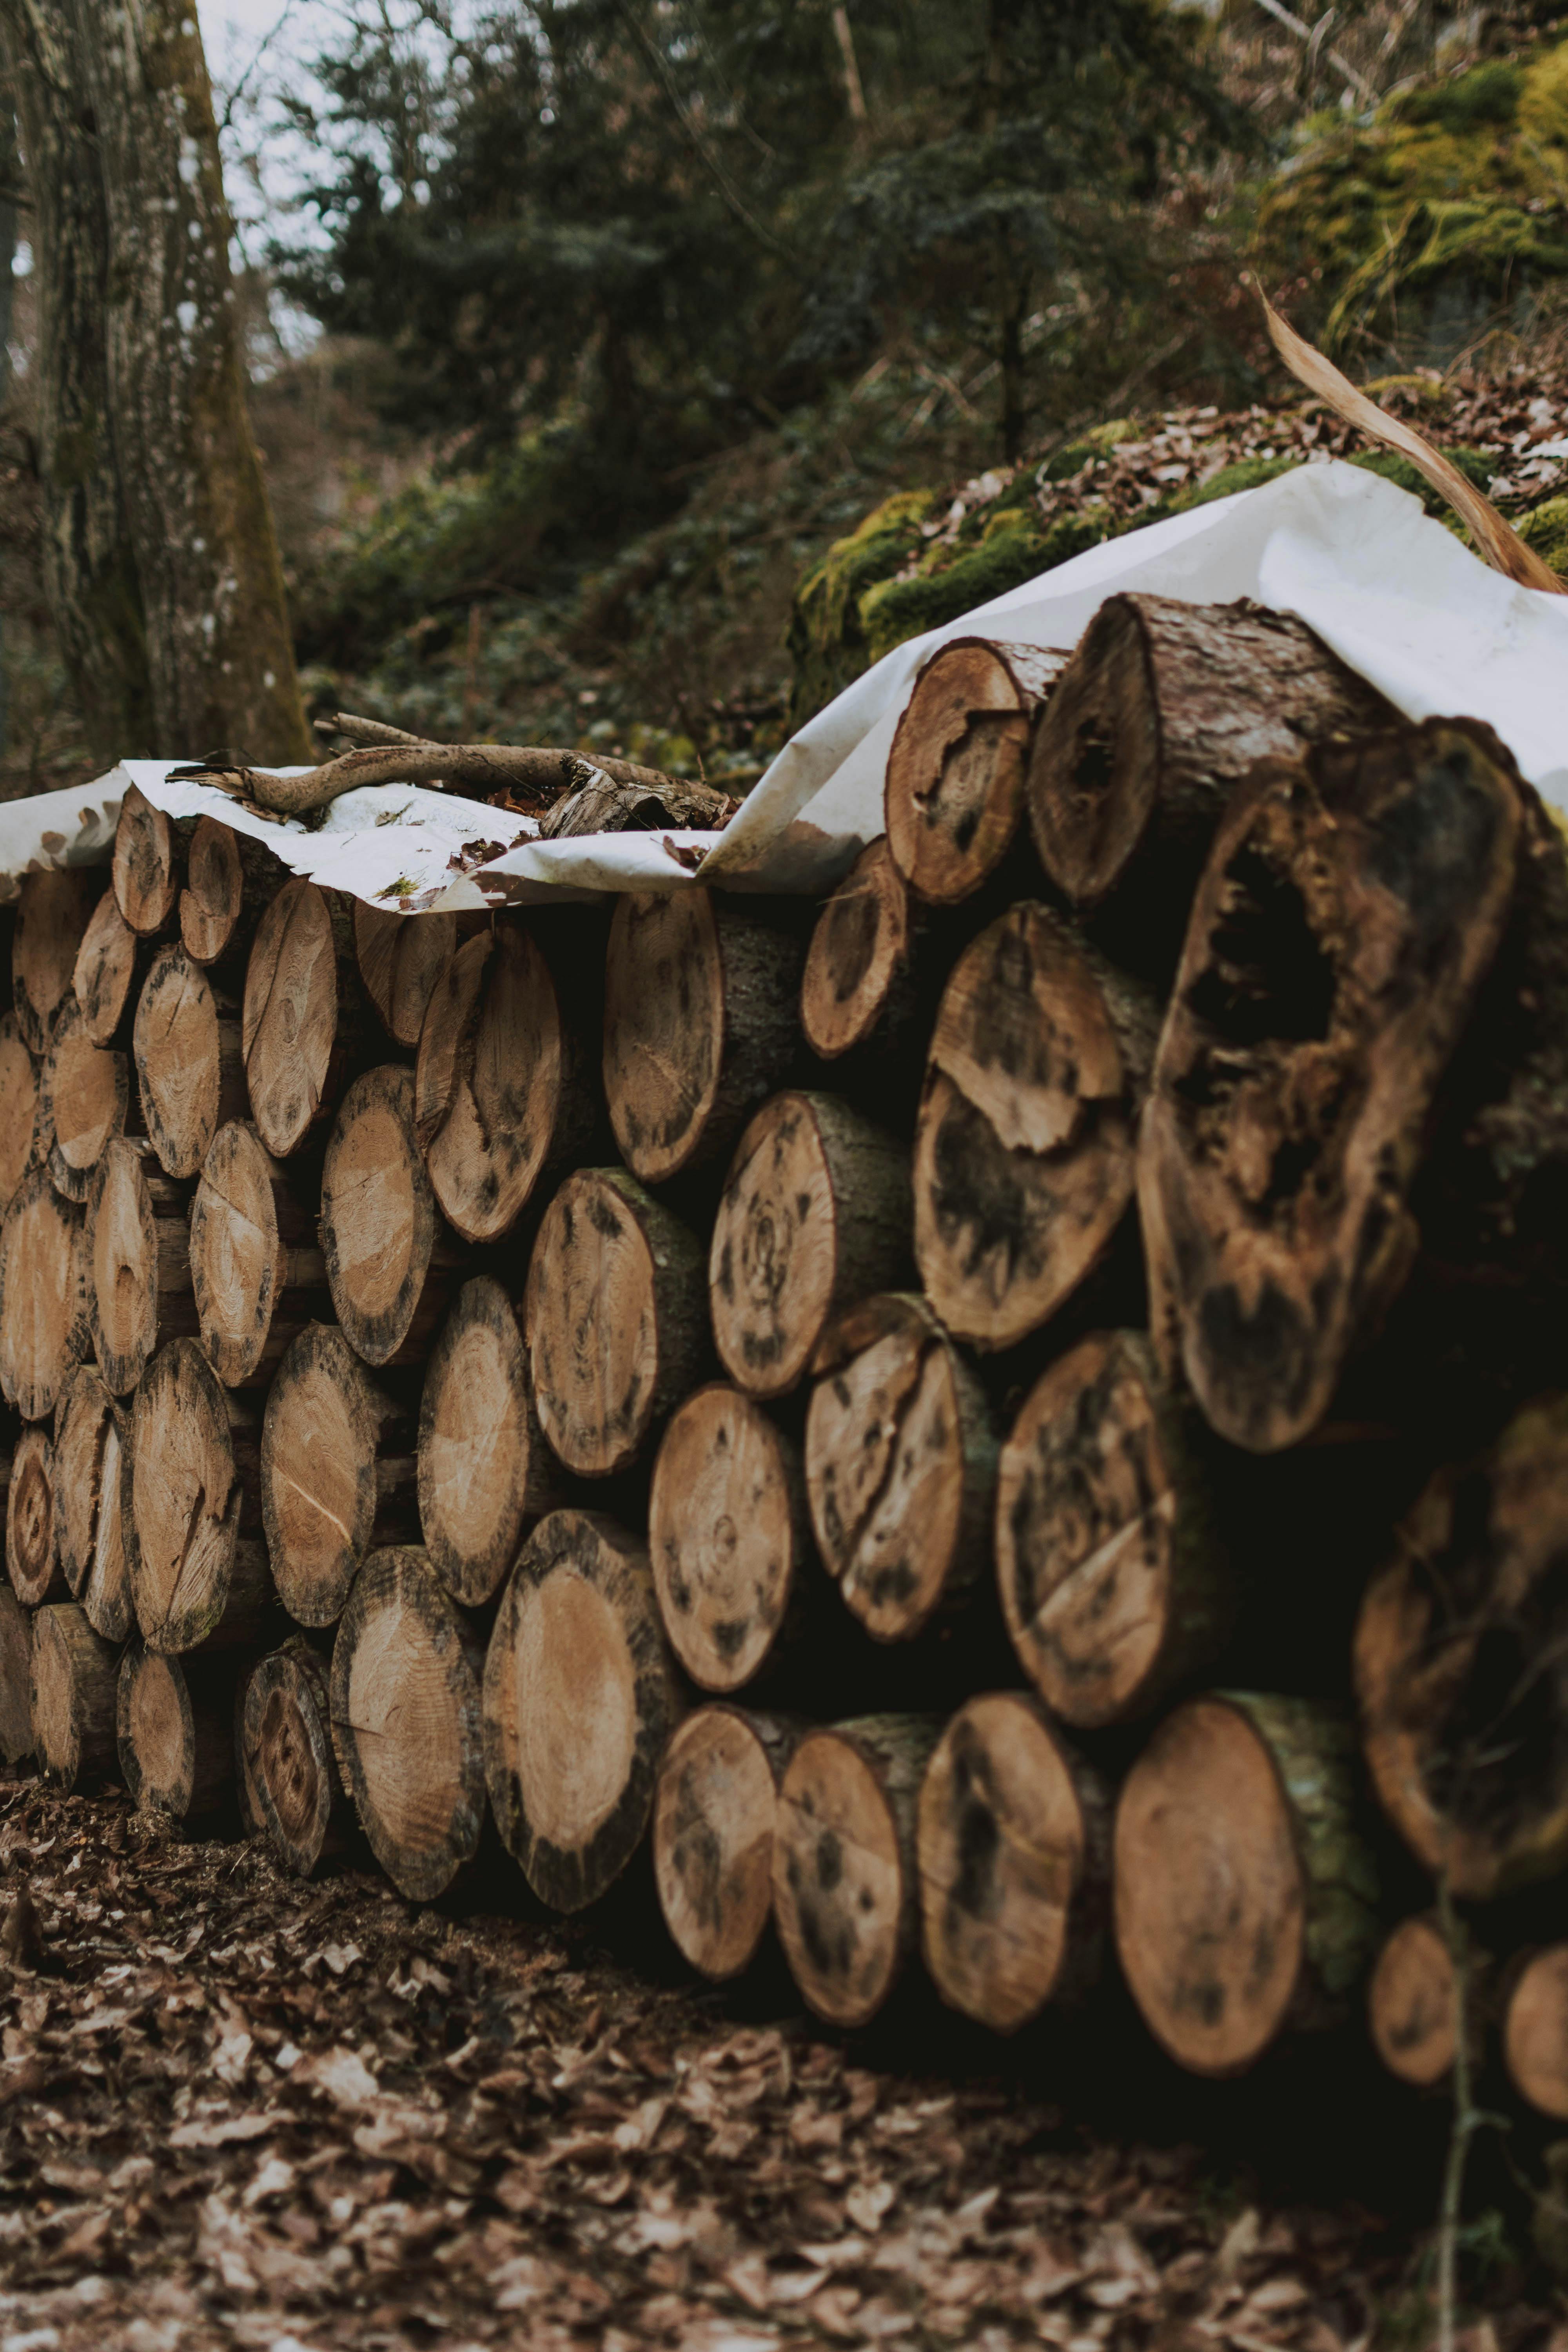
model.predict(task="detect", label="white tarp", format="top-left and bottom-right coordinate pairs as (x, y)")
top-left (3, 456), bottom-right (1565, 909)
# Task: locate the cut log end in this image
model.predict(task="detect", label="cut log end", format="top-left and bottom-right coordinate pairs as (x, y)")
top-left (117, 1644), bottom-right (232, 1820)
top-left (180, 817), bottom-right (244, 966)
top-left (419, 1278), bottom-right (544, 1608)
top-left (800, 839), bottom-right (913, 1061)
top-left (113, 784), bottom-right (178, 936)
top-left (134, 944), bottom-right (241, 1180)
top-left (0, 1168), bottom-right (85, 1421)
top-left (31, 1603), bottom-right (119, 1791)
top-left (650, 1385), bottom-right (806, 1691)
top-left (243, 877), bottom-right (343, 1158)
top-left (14, 867), bottom-right (99, 1054)
top-left (886, 638), bottom-right (1057, 905)
top-left (189, 1119), bottom-right (286, 1387)
top-left (321, 1065), bottom-right (438, 1367)
top-left (331, 1546), bottom-right (485, 1903)
top-left (483, 1509), bottom-right (679, 1913)
top-left (7, 1425), bottom-right (62, 1607)
top-left (261, 1323), bottom-right (410, 1628)
top-left (0, 1015), bottom-right (44, 1216)
top-left (245, 1639), bottom-right (342, 1877)
top-left (127, 1338), bottom-right (259, 1654)
top-left (1504, 1946), bottom-right (1568, 2121)
top-left (53, 1366), bottom-right (132, 1642)
top-left (772, 1719), bottom-right (935, 2029)
top-left (86, 1137), bottom-right (158, 1396)
top-left (45, 996), bottom-right (128, 1201)
top-left (1367, 1915), bottom-right (1458, 2090)
top-left (73, 890), bottom-right (139, 1044)
top-left (653, 1705), bottom-right (789, 1979)
top-left (917, 1693), bottom-right (1103, 2033)
top-left (356, 901), bottom-right (457, 1049)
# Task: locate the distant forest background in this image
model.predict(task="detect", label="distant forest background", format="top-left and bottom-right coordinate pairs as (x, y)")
top-left (4, 0), bottom-right (1568, 793)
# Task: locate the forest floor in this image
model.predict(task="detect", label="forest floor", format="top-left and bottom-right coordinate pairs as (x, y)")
top-left (0, 1781), bottom-right (1550, 2352)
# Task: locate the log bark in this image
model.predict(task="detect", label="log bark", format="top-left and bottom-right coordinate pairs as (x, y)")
top-left (243, 1635), bottom-right (350, 1877)
top-left (1138, 719), bottom-right (1521, 1453)
top-left (652, 1705), bottom-right (803, 1979)
top-left (188, 1119), bottom-right (330, 1388)
top-left (112, 784), bottom-right (179, 936)
top-left (539, 770), bottom-right (738, 837)
top-left (994, 1329), bottom-right (1233, 1728)
top-left (649, 1383), bottom-right (813, 1691)
top-left (7, 1423), bottom-right (64, 1605)
top-left (116, 1642), bottom-right (236, 1821)
top-left (179, 818), bottom-right (243, 967)
top-left (771, 1713), bottom-right (943, 2028)
top-left (1025, 594), bottom-right (1397, 953)
top-left (243, 879), bottom-right (365, 1159)
top-left (85, 1135), bottom-right (197, 1396)
top-left (30, 1602), bottom-right (119, 1791)
top-left (916, 1691), bottom-right (1111, 2032)
top-left (0, 1588), bottom-right (32, 1765)
top-left (355, 902), bottom-right (457, 1049)
top-left (417, 1276), bottom-right (555, 1609)
top-left (482, 1507), bottom-right (681, 1913)
top-left (1503, 1945), bottom-right (1568, 2120)
top-left (329, 1544), bottom-right (485, 1903)
top-left (73, 889), bottom-right (138, 1045)
top-left (52, 1363), bottom-right (133, 1641)
top-left (132, 944), bottom-right (245, 1181)
top-left (43, 992), bottom-right (130, 1203)
top-left (886, 637), bottom-right (1066, 904)
top-left (0, 1013), bottom-right (47, 1215)
top-left (0, 1167), bottom-right (88, 1420)
top-left (233, 1657), bottom-right (265, 1839)
top-left (414, 918), bottom-right (595, 1244)
top-left (710, 1091), bottom-right (911, 1399)
top-left (1367, 1913), bottom-right (1469, 2091)
top-left (1112, 1692), bottom-right (1379, 2076)
top-left (124, 1336), bottom-right (274, 1653)
top-left (603, 890), bottom-right (803, 1186)
top-left (321, 1064), bottom-right (458, 1368)
top-left (71, 1), bottom-right (313, 763)
top-left (1354, 1393), bottom-right (1568, 1901)
top-left (913, 903), bottom-right (1158, 1352)
top-left (13, 866), bottom-right (98, 1054)
top-left (524, 1167), bottom-right (708, 1477)
top-left (261, 1323), bottom-right (419, 1629)
top-left (800, 838), bottom-right (924, 1067)
top-left (806, 1294), bottom-right (996, 1642)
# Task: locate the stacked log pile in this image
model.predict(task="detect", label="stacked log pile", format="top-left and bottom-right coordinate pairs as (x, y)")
top-left (1, 601), bottom-right (1568, 2124)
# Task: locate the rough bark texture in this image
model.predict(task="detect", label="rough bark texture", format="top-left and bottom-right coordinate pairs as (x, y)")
top-left (321, 1065), bottom-right (456, 1369)
top-left (917, 1692), bottom-right (1111, 2032)
top-left (188, 1119), bottom-right (330, 1388)
top-left (0, 1588), bottom-right (33, 1766)
top-left (30, 1601), bottom-right (119, 1791)
top-left (243, 1634), bottom-right (349, 1877)
top-left (886, 638), bottom-right (1065, 905)
top-left (0, 0), bottom-right (152, 761)
top-left (85, 1135), bottom-right (197, 1396)
top-left (994, 1330), bottom-right (1234, 1727)
top-left (72, 2), bottom-right (312, 763)
top-left (116, 1642), bottom-right (236, 1820)
top-left (417, 1277), bottom-right (555, 1610)
top-left (1113, 1692), bottom-right (1380, 2076)
top-left (482, 1508), bottom-right (681, 1913)
top-left (653, 1705), bottom-right (803, 1980)
top-left (329, 1545), bottom-right (485, 1904)
top-left (260, 1323), bottom-right (419, 1630)
top-left (649, 1383), bottom-right (813, 1691)
top-left (710, 1091), bottom-right (912, 1400)
top-left (1139, 720), bottom-right (1522, 1453)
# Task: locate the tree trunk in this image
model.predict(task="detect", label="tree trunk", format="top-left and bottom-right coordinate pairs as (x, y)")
top-left (1367, 1912), bottom-right (1473, 2091)
top-left (649, 1382), bottom-right (814, 1692)
top-left (1112, 1692), bottom-right (1379, 2076)
top-left (124, 1336), bottom-right (273, 1652)
top-left (73, 889), bottom-right (139, 1045)
top-left (800, 837), bottom-right (926, 1069)
top-left (481, 1507), bottom-right (681, 1913)
top-left (84, 1135), bottom-right (196, 1395)
top-left (414, 917), bottom-right (595, 1245)
top-left (1355, 1393), bottom-right (1568, 1902)
top-left (805, 1293), bottom-right (996, 1642)
top-left (0, 1013), bottom-right (46, 1214)
top-left (243, 879), bottom-right (367, 1160)
top-left (417, 1275), bottom-right (556, 1609)
top-left (52, 1363), bottom-right (132, 1640)
top-left (0, 0), bottom-right (152, 761)
top-left (320, 1063), bottom-right (458, 1368)
top-left (71, 0), bottom-right (310, 762)
top-left (916, 1691), bottom-right (1110, 2032)
top-left (116, 1642), bottom-right (236, 1820)
top-left (30, 1601), bottom-right (119, 1790)
top-left (603, 889), bottom-right (802, 1186)
top-left (772, 1713), bottom-right (943, 2028)
top-left (355, 903), bottom-right (457, 1050)
top-left (0, 1167), bottom-right (88, 1419)
top-left (132, 944), bottom-right (245, 1180)
top-left (1139, 720), bottom-right (1522, 1454)
top-left (524, 1167), bottom-right (708, 1477)
top-left (260, 1323), bottom-right (419, 1629)
top-left (913, 903), bottom-right (1157, 1352)
top-left (652, 1704), bottom-right (803, 1980)
top-left (328, 1544), bottom-right (485, 1904)
top-left (710, 1090), bottom-right (911, 1399)
top-left (886, 638), bottom-right (1066, 905)
top-left (1025, 593), bottom-right (1397, 966)
top-left (0, 1588), bottom-right (31, 1765)
top-left (994, 1329), bottom-right (1234, 1728)
top-left (1503, 1945), bottom-right (1568, 2120)
top-left (13, 866), bottom-right (98, 1054)
top-left (7, 1422), bottom-right (64, 1604)
top-left (243, 1634), bottom-right (350, 1877)
top-left (187, 1118), bottom-right (330, 1387)
top-left (42, 992), bottom-right (129, 1202)
top-left (113, 783), bottom-right (180, 936)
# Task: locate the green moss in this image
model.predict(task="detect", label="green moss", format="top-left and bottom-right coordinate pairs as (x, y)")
top-left (786, 489), bottom-right (936, 722)
top-left (1385, 57), bottom-right (1522, 133)
top-left (1517, 492), bottom-right (1568, 577)
top-left (1169, 453), bottom-right (1300, 511)
top-left (859, 505), bottom-right (1119, 666)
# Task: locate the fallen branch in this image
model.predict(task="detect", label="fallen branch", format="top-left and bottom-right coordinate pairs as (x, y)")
top-left (168, 742), bottom-right (736, 825)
